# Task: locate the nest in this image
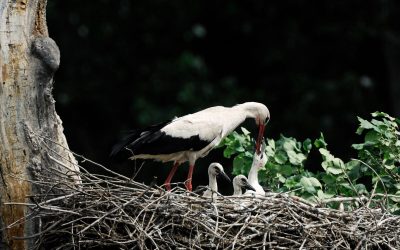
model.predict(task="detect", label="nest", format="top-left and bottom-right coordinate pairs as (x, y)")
top-left (5, 155), bottom-right (399, 250)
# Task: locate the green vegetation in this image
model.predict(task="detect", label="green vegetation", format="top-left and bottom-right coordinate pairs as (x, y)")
top-left (220, 112), bottom-right (400, 213)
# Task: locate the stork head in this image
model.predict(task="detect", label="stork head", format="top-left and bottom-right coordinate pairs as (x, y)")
top-left (236, 102), bottom-right (270, 154)
top-left (208, 163), bottom-right (231, 182)
top-left (233, 175), bottom-right (256, 192)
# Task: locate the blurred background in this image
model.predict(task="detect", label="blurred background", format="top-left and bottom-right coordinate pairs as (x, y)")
top-left (47, 1), bottom-right (400, 192)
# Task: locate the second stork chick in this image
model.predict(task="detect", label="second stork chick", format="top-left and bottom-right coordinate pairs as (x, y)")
top-left (232, 175), bottom-right (256, 196)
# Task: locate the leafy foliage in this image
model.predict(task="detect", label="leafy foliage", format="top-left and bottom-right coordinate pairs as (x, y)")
top-left (219, 112), bottom-right (400, 212)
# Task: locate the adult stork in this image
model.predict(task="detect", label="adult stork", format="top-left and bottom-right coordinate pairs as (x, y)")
top-left (111, 102), bottom-right (270, 191)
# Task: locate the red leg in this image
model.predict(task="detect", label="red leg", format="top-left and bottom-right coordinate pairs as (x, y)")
top-left (185, 164), bottom-right (195, 191)
top-left (164, 162), bottom-right (180, 190)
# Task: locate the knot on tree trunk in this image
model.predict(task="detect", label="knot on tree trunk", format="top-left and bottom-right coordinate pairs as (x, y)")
top-left (31, 37), bottom-right (60, 75)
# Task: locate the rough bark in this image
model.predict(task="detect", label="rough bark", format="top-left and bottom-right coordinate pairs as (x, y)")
top-left (0, 0), bottom-right (80, 249)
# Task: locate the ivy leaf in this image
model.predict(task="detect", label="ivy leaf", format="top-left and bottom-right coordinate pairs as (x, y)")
top-left (240, 127), bottom-right (251, 135)
top-left (303, 138), bottom-right (312, 152)
top-left (314, 133), bottom-right (327, 148)
top-left (319, 148), bottom-right (334, 161)
top-left (326, 166), bottom-right (343, 175)
top-left (354, 184), bottom-right (368, 195)
top-left (352, 143), bottom-right (364, 150)
top-left (322, 174), bottom-right (336, 185)
top-left (300, 178), bottom-right (315, 193)
top-left (317, 190), bottom-right (334, 200)
top-left (308, 177), bottom-right (322, 188)
top-left (300, 177), bottom-right (317, 193)
top-left (287, 151), bottom-right (306, 165)
top-left (356, 117), bottom-right (375, 135)
top-left (365, 130), bottom-right (379, 144)
top-left (277, 173), bottom-right (286, 183)
top-left (274, 151), bottom-right (288, 164)
top-left (280, 165), bottom-right (293, 176)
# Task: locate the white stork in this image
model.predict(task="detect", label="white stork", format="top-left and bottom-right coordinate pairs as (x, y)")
top-left (232, 175), bottom-right (256, 196)
top-left (202, 163), bottom-right (231, 198)
top-left (111, 102), bottom-right (270, 191)
top-left (245, 142), bottom-right (268, 196)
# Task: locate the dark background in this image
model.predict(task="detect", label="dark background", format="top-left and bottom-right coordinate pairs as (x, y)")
top-left (47, 1), bottom-right (400, 192)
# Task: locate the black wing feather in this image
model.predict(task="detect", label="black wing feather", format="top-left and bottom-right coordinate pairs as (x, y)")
top-left (130, 131), bottom-right (211, 155)
top-left (110, 120), bottom-right (172, 158)
top-left (111, 120), bottom-right (214, 158)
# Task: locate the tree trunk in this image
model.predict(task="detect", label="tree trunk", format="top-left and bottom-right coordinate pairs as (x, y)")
top-left (0, 0), bottom-right (80, 249)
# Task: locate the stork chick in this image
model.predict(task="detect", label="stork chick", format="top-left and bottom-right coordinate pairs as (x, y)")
top-left (202, 163), bottom-right (231, 199)
top-left (233, 175), bottom-right (256, 196)
top-left (246, 142), bottom-right (268, 196)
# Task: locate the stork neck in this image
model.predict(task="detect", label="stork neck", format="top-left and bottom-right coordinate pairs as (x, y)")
top-left (233, 184), bottom-right (242, 196)
top-left (248, 162), bottom-right (259, 184)
top-left (233, 103), bottom-right (258, 119)
top-left (208, 174), bottom-right (218, 194)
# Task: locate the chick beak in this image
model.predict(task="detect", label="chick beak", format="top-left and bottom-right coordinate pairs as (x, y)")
top-left (245, 181), bottom-right (256, 192)
top-left (218, 171), bottom-right (231, 182)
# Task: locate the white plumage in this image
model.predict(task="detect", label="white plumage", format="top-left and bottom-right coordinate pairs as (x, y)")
top-left (245, 148), bottom-right (268, 196)
top-left (111, 102), bottom-right (270, 191)
top-left (232, 175), bottom-right (256, 196)
top-left (202, 163), bottom-right (230, 199)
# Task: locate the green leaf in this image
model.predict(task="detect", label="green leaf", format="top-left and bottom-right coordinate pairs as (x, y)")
top-left (364, 130), bottom-right (379, 144)
top-left (347, 161), bottom-right (363, 180)
top-left (351, 143), bottom-right (364, 150)
top-left (280, 165), bottom-right (293, 176)
top-left (277, 173), bottom-right (286, 183)
top-left (233, 155), bottom-right (252, 175)
top-left (308, 177), bottom-right (322, 188)
top-left (287, 151), bottom-right (306, 165)
top-left (356, 117), bottom-right (375, 135)
top-left (322, 174), bottom-right (336, 185)
top-left (284, 176), bottom-right (300, 189)
top-left (384, 164), bottom-right (396, 170)
top-left (345, 160), bottom-right (359, 170)
top-left (303, 138), bottom-right (312, 152)
top-left (300, 177), bottom-right (317, 194)
top-left (314, 133), bottom-right (327, 148)
top-left (267, 138), bottom-right (275, 150)
top-left (354, 184), bottom-right (368, 195)
top-left (319, 148), bottom-right (334, 161)
top-left (223, 148), bottom-right (234, 158)
top-left (235, 145), bottom-right (245, 152)
top-left (274, 151), bottom-right (288, 164)
top-left (326, 167), bottom-right (343, 175)
top-left (240, 127), bottom-right (251, 135)
top-left (317, 190), bottom-right (334, 199)
top-left (372, 111), bottom-right (391, 119)
top-left (283, 139), bottom-right (296, 152)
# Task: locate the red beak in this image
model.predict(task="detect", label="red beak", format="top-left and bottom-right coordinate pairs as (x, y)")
top-left (255, 123), bottom-right (265, 154)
